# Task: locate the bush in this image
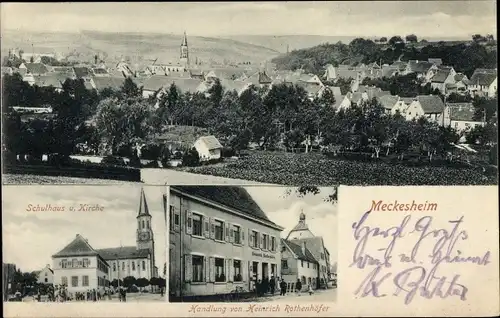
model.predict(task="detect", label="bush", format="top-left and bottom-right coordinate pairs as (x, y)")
top-left (182, 148), bottom-right (200, 167)
top-left (221, 147), bottom-right (236, 158)
top-left (143, 160), bottom-right (159, 168)
top-left (141, 144), bottom-right (162, 160)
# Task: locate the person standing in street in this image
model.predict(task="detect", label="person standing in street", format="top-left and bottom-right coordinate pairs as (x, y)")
top-left (280, 279), bottom-right (286, 296)
top-left (270, 276), bottom-right (275, 295)
top-left (295, 279), bottom-right (302, 296)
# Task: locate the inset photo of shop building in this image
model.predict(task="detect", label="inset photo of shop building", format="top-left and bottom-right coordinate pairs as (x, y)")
top-left (166, 186), bottom-right (337, 302)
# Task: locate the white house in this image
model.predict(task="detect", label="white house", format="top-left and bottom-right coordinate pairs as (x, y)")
top-left (194, 136), bottom-right (223, 161)
top-left (405, 95), bottom-right (446, 125)
top-left (280, 239), bottom-right (319, 292)
top-left (443, 103), bottom-right (486, 132)
top-left (430, 68), bottom-right (457, 94)
top-left (35, 264), bottom-right (54, 285)
top-left (338, 92), bottom-right (364, 112)
top-left (468, 69), bottom-right (497, 98)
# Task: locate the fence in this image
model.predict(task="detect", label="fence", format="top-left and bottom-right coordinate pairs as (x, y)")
top-left (3, 164), bottom-right (141, 182)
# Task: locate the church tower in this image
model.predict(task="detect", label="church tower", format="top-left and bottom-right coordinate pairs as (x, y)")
top-left (180, 31), bottom-right (189, 68)
top-left (286, 210), bottom-right (315, 240)
top-left (136, 188), bottom-right (155, 274)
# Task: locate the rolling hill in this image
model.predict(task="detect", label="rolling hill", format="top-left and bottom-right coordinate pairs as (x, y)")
top-left (1, 30), bottom-right (282, 67)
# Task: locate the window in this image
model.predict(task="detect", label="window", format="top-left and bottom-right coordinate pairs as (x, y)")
top-left (233, 225), bottom-right (241, 244)
top-left (192, 255), bottom-right (204, 282)
top-left (71, 276), bottom-right (78, 287)
top-left (307, 262), bottom-right (310, 268)
top-left (174, 213), bottom-right (180, 226)
top-left (169, 206), bottom-right (174, 230)
top-left (113, 263), bottom-right (116, 272)
top-left (61, 259), bottom-right (67, 269)
top-left (83, 258), bottom-right (89, 268)
top-left (147, 221), bottom-right (149, 229)
top-left (132, 261), bottom-right (135, 271)
top-left (271, 237), bottom-right (276, 251)
top-left (61, 276), bottom-right (68, 286)
top-left (215, 258), bottom-right (225, 282)
top-left (142, 261), bottom-right (146, 271)
top-left (44, 278), bottom-right (48, 283)
top-left (142, 220), bottom-right (145, 229)
top-left (252, 231), bottom-right (258, 248)
top-left (263, 234), bottom-right (268, 250)
top-left (192, 213), bottom-right (203, 236)
top-left (122, 262), bottom-right (125, 271)
top-left (320, 253), bottom-right (324, 260)
top-left (214, 220), bottom-right (224, 241)
top-left (83, 276), bottom-right (89, 287)
top-left (72, 259), bottom-right (77, 268)
top-left (301, 260), bottom-right (304, 267)
top-left (281, 260), bottom-right (288, 269)
top-left (233, 260), bottom-right (242, 282)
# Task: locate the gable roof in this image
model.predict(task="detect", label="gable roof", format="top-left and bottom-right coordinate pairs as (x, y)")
top-left (73, 67), bottom-right (91, 78)
top-left (379, 95), bottom-right (399, 110)
top-left (137, 188), bottom-right (150, 217)
top-left (35, 74), bottom-right (67, 89)
top-left (92, 76), bottom-right (125, 91)
top-left (24, 63), bottom-right (49, 75)
top-left (282, 239), bottom-right (318, 263)
top-left (364, 87), bottom-right (390, 100)
top-left (220, 79), bottom-right (251, 95)
top-left (333, 95), bottom-right (344, 109)
top-left (454, 73), bottom-right (468, 83)
top-left (92, 68), bottom-right (109, 75)
top-left (428, 58), bottom-right (443, 66)
top-left (96, 246), bottom-right (151, 261)
top-left (290, 237), bottom-right (325, 263)
top-left (446, 103), bottom-right (478, 121)
top-left (296, 81), bottom-right (323, 97)
top-left (171, 186), bottom-right (278, 226)
top-left (416, 95), bottom-right (445, 113)
top-left (469, 71), bottom-right (497, 86)
top-left (328, 86), bottom-right (342, 96)
top-left (407, 60), bottom-right (434, 73)
top-left (431, 69), bottom-right (451, 83)
top-left (52, 234), bottom-right (99, 258)
top-left (196, 135), bottom-right (223, 150)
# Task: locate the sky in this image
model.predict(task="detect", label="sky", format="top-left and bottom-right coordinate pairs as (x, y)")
top-left (2, 185), bottom-right (167, 274)
top-left (1, 1), bottom-right (496, 38)
top-left (245, 186), bottom-right (338, 266)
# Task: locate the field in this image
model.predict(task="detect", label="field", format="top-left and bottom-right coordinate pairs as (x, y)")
top-left (2, 174), bottom-right (138, 185)
top-left (183, 151), bottom-right (498, 186)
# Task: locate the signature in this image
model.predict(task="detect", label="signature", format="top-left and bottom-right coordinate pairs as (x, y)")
top-left (352, 213), bottom-right (490, 305)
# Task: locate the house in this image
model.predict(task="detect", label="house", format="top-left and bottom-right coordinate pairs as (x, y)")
top-left (428, 58), bottom-right (443, 66)
top-left (34, 264), bottom-right (54, 284)
top-left (296, 81), bottom-right (326, 100)
top-left (19, 63), bottom-right (49, 76)
top-left (443, 103), bottom-right (486, 132)
top-left (446, 73), bottom-right (470, 95)
top-left (468, 69), bottom-right (497, 98)
top-left (245, 71), bottom-right (273, 89)
top-left (34, 74), bottom-right (68, 92)
top-left (280, 239), bottom-right (319, 292)
top-left (360, 86), bottom-right (390, 101)
top-left (90, 76), bottom-right (126, 93)
top-left (168, 186), bottom-right (284, 297)
top-left (91, 68), bottom-right (110, 77)
top-left (220, 79), bottom-right (252, 96)
top-left (378, 95), bottom-right (409, 115)
top-left (324, 64), bottom-right (367, 82)
top-left (52, 66), bottom-right (77, 79)
top-left (405, 95), bottom-right (446, 125)
top-left (116, 61), bottom-right (135, 78)
top-left (338, 92), bottom-right (364, 111)
top-left (281, 212), bottom-right (331, 290)
top-left (189, 69), bottom-right (205, 80)
top-left (194, 135), bottom-right (223, 161)
top-left (52, 189), bottom-right (158, 294)
top-left (73, 66), bottom-right (93, 82)
top-left (430, 68), bottom-right (456, 94)
top-left (141, 76), bottom-right (205, 98)
top-left (404, 60), bottom-right (436, 78)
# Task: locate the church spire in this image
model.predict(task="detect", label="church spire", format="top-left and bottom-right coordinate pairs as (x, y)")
top-left (180, 31), bottom-right (189, 67)
top-left (181, 31), bottom-right (188, 46)
top-left (137, 188), bottom-right (150, 217)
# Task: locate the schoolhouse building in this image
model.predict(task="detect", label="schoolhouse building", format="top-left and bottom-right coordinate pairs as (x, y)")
top-left (51, 189), bottom-right (158, 294)
top-left (168, 186), bottom-right (284, 297)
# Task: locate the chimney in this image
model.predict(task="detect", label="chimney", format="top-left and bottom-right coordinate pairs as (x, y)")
top-left (301, 242), bottom-right (306, 256)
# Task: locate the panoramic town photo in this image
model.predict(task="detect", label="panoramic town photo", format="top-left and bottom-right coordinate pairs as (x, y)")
top-left (1, 1), bottom-right (497, 186)
top-left (2, 185), bottom-right (167, 302)
top-left (167, 186), bottom-right (338, 302)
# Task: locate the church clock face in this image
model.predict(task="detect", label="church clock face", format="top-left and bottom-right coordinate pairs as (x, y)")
top-left (139, 232), bottom-right (150, 241)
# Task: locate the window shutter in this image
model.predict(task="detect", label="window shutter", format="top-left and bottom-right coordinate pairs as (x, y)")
top-left (242, 261), bottom-right (248, 282)
top-left (224, 259), bottom-right (229, 282)
top-left (229, 259), bottom-right (234, 282)
top-left (225, 222), bottom-right (230, 242)
top-left (259, 233), bottom-right (263, 249)
top-left (210, 217), bottom-right (215, 239)
top-left (186, 210), bottom-right (192, 235)
top-left (209, 257), bottom-right (215, 282)
top-left (204, 257), bottom-right (209, 282)
top-left (241, 227), bottom-right (245, 245)
top-left (184, 254), bottom-right (192, 282)
top-left (248, 229), bottom-right (253, 247)
top-left (204, 217), bottom-right (210, 238)
top-left (229, 227), bottom-right (234, 243)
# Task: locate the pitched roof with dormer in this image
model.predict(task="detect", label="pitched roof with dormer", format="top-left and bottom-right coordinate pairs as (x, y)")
top-left (416, 95), bottom-right (445, 114)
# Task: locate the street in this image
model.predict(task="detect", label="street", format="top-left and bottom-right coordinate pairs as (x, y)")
top-left (20, 293), bottom-right (166, 303)
top-left (250, 288), bottom-right (337, 303)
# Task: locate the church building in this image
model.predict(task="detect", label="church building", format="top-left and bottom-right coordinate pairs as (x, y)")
top-left (51, 188), bottom-right (158, 294)
top-left (280, 211), bottom-right (331, 291)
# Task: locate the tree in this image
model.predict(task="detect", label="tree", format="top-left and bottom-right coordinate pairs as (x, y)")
top-left (136, 277), bottom-right (149, 292)
top-left (123, 276), bottom-right (137, 289)
top-left (379, 37), bottom-right (388, 43)
top-left (405, 34), bottom-right (418, 43)
top-left (121, 77), bottom-right (141, 98)
top-left (388, 36), bottom-right (404, 46)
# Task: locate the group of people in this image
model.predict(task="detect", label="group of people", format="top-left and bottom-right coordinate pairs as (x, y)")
top-left (28, 285), bottom-right (129, 302)
top-left (74, 289), bottom-right (113, 301)
top-left (254, 276), bottom-right (314, 297)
